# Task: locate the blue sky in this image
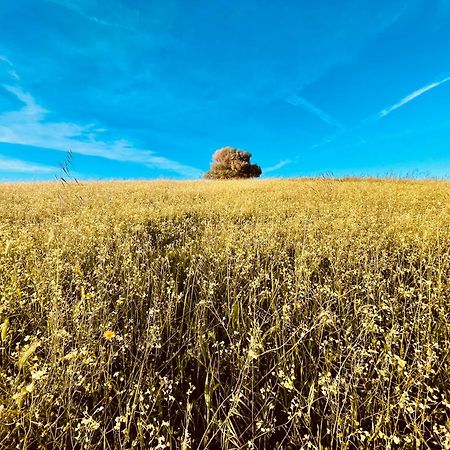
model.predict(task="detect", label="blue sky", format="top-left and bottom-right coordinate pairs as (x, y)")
top-left (1, 0), bottom-right (450, 180)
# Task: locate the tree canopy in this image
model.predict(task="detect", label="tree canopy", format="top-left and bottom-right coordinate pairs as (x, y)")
top-left (205, 147), bottom-right (262, 179)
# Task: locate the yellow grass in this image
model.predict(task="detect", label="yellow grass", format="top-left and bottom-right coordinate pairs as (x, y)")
top-left (1, 178), bottom-right (450, 449)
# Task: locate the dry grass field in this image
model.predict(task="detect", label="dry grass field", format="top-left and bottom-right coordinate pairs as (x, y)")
top-left (1, 178), bottom-right (450, 449)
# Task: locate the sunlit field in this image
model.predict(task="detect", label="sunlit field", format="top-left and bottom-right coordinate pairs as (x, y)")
top-left (1, 178), bottom-right (450, 449)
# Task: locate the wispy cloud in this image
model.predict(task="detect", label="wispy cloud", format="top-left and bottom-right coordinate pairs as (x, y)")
top-left (44, 0), bottom-right (137, 32)
top-left (0, 55), bottom-right (20, 80)
top-left (45, 0), bottom-right (112, 27)
top-left (0, 55), bottom-right (13, 66)
top-left (0, 154), bottom-right (55, 174)
top-left (263, 160), bottom-right (292, 174)
top-left (285, 94), bottom-right (344, 129)
top-left (378, 76), bottom-right (450, 118)
top-left (0, 84), bottom-right (202, 178)
top-left (376, 1), bottom-right (410, 34)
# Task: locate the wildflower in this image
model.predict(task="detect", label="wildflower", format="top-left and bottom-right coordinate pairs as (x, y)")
top-left (31, 368), bottom-right (47, 380)
top-left (103, 330), bottom-right (116, 341)
top-left (1, 318), bottom-right (8, 342)
top-left (18, 340), bottom-right (40, 369)
top-left (81, 416), bottom-right (101, 431)
top-left (12, 389), bottom-right (27, 408)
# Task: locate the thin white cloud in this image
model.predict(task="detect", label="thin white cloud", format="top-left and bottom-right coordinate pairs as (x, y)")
top-left (0, 55), bottom-right (13, 66)
top-left (285, 94), bottom-right (344, 129)
top-left (0, 154), bottom-right (55, 174)
top-left (0, 55), bottom-right (20, 80)
top-left (0, 85), bottom-right (202, 178)
top-left (263, 160), bottom-right (292, 174)
top-left (45, 0), bottom-right (130, 30)
top-left (378, 76), bottom-right (450, 118)
top-left (376, 1), bottom-right (410, 33)
top-left (8, 70), bottom-right (20, 80)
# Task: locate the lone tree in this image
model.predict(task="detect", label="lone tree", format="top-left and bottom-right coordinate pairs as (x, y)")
top-left (205, 146), bottom-right (262, 179)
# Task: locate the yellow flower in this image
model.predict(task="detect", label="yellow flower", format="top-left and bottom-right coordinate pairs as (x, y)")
top-left (1, 318), bottom-right (8, 342)
top-left (103, 330), bottom-right (116, 341)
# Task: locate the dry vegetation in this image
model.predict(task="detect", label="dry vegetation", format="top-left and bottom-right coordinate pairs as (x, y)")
top-left (1, 178), bottom-right (450, 449)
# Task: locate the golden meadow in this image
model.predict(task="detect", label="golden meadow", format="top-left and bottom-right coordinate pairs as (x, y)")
top-left (1, 178), bottom-right (450, 449)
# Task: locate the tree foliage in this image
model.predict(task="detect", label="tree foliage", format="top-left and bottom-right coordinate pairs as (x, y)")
top-left (205, 147), bottom-right (262, 179)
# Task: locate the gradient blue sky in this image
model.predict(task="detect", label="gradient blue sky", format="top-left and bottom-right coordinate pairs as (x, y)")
top-left (1, 0), bottom-right (450, 180)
